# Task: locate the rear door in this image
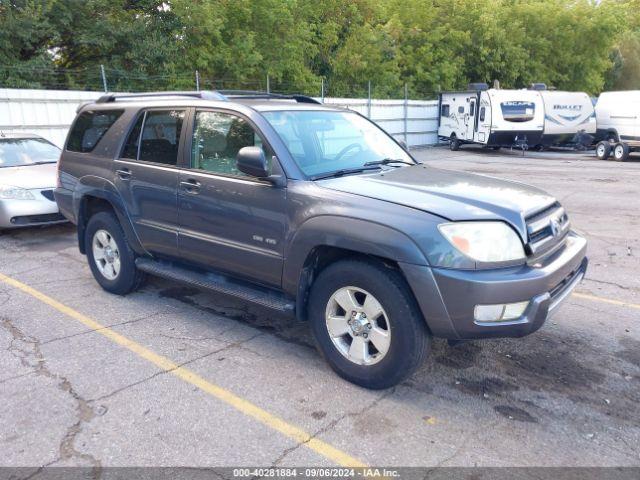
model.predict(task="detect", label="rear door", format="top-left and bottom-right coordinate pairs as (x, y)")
top-left (114, 109), bottom-right (187, 257)
top-left (475, 92), bottom-right (491, 143)
top-left (466, 98), bottom-right (476, 140)
top-left (177, 109), bottom-right (287, 287)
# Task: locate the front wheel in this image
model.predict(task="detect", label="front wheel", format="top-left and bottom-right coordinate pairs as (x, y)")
top-left (308, 260), bottom-right (430, 389)
top-left (449, 135), bottom-right (460, 151)
top-left (595, 141), bottom-right (611, 160)
top-left (85, 211), bottom-right (145, 295)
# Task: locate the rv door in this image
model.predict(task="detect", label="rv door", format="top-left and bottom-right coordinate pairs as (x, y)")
top-left (466, 99), bottom-right (476, 141)
top-left (475, 92), bottom-right (491, 144)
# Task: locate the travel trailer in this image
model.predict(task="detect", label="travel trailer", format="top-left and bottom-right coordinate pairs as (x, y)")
top-left (438, 84), bottom-right (544, 150)
top-left (594, 90), bottom-right (640, 161)
top-left (536, 88), bottom-right (596, 147)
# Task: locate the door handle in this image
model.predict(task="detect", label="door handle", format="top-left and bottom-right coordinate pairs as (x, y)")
top-left (116, 168), bottom-right (132, 180)
top-left (180, 179), bottom-right (201, 194)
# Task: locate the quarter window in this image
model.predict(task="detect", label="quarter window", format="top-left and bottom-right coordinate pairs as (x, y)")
top-left (121, 113), bottom-right (144, 159)
top-left (191, 111), bottom-right (269, 177)
top-left (67, 109), bottom-right (123, 152)
top-left (138, 110), bottom-right (185, 166)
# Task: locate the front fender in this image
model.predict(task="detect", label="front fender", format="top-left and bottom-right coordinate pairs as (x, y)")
top-left (282, 215), bottom-right (429, 295)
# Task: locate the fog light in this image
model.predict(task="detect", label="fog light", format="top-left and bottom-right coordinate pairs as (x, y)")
top-left (474, 301), bottom-right (529, 322)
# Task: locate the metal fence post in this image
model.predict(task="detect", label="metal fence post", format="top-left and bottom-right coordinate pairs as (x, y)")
top-left (100, 65), bottom-right (108, 93)
top-left (321, 78), bottom-right (325, 103)
top-left (367, 81), bottom-right (372, 118)
top-left (266, 75), bottom-right (270, 94)
top-left (404, 83), bottom-right (409, 147)
top-left (195, 70), bottom-right (200, 91)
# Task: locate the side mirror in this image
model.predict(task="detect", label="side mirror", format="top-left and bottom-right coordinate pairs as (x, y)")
top-left (237, 146), bottom-right (269, 178)
top-left (236, 146), bottom-right (285, 186)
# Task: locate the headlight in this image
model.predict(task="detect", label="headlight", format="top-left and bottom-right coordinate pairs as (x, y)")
top-left (438, 221), bottom-right (525, 262)
top-left (0, 185), bottom-right (36, 200)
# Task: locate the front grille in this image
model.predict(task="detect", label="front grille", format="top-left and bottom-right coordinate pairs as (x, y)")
top-left (40, 189), bottom-right (55, 201)
top-left (525, 202), bottom-right (570, 258)
top-left (10, 213), bottom-right (66, 225)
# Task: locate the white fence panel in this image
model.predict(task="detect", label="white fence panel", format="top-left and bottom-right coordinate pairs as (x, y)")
top-left (0, 89), bottom-right (101, 147)
top-left (0, 89), bottom-right (439, 149)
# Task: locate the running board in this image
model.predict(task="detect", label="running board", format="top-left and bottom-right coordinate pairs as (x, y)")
top-left (135, 258), bottom-right (295, 313)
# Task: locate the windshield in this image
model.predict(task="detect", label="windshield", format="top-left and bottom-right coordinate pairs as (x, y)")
top-left (262, 110), bottom-right (413, 177)
top-left (0, 138), bottom-right (61, 168)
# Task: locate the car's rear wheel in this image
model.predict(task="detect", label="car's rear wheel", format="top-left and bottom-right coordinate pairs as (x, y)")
top-left (308, 259), bottom-right (430, 389)
top-left (595, 141), bottom-right (611, 160)
top-left (85, 211), bottom-right (145, 295)
top-left (613, 142), bottom-right (630, 162)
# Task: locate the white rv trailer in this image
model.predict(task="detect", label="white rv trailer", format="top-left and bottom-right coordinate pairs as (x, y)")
top-left (594, 90), bottom-right (640, 161)
top-left (537, 89), bottom-right (596, 147)
top-left (438, 85), bottom-right (544, 150)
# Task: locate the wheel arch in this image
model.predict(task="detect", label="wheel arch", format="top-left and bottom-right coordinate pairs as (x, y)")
top-left (74, 180), bottom-right (144, 255)
top-left (283, 216), bottom-right (428, 321)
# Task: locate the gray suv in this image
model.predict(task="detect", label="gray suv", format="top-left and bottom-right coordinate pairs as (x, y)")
top-left (55, 91), bottom-right (587, 389)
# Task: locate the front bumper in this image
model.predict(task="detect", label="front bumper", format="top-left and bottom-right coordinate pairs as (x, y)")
top-left (0, 188), bottom-right (66, 229)
top-left (401, 232), bottom-right (588, 340)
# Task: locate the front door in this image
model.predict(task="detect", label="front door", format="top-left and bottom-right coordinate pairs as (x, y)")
top-left (475, 93), bottom-right (491, 144)
top-left (114, 109), bottom-right (186, 257)
top-left (177, 109), bottom-right (287, 287)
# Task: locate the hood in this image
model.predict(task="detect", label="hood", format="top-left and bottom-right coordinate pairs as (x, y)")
top-left (316, 165), bottom-right (556, 239)
top-left (0, 163), bottom-right (58, 190)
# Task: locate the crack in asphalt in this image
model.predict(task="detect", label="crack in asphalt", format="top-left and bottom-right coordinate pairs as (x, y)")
top-left (89, 331), bottom-right (266, 403)
top-left (271, 388), bottom-right (396, 467)
top-left (1, 317), bottom-right (102, 478)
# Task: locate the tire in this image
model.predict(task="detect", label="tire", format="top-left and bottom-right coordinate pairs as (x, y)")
top-left (308, 259), bottom-right (430, 389)
top-left (613, 142), bottom-right (630, 162)
top-left (449, 135), bottom-right (460, 151)
top-left (492, 146), bottom-right (501, 151)
top-left (85, 211), bottom-right (145, 295)
top-left (595, 141), bottom-right (611, 160)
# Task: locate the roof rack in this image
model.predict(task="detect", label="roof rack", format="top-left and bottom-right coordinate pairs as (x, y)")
top-left (218, 90), bottom-right (321, 104)
top-left (95, 90), bottom-right (227, 104)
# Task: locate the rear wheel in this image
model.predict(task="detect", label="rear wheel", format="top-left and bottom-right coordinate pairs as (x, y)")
top-left (308, 259), bottom-right (430, 389)
top-left (449, 135), bottom-right (460, 151)
top-left (613, 142), bottom-right (630, 162)
top-left (85, 211), bottom-right (145, 295)
top-left (595, 141), bottom-right (611, 160)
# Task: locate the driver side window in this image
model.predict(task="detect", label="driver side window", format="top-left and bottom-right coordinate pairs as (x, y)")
top-left (191, 111), bottom-right (270, 177)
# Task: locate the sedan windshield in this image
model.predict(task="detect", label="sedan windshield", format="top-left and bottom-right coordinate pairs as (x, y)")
top-left (262, 110), bottom-right (414, 177)
top-left (0, 138), bottom-right (61, 168)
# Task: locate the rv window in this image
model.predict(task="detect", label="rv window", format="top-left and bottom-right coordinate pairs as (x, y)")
top-left (480, 107), bottom-right (486, 122)
top-left (500, 102), bottom-right (535, 122)
top-left (470, 102), bottom-right (475, 116)
top-left (458, 106), bottom-right (464, 114)
top-left (441, 104), bottom-right (450, 117)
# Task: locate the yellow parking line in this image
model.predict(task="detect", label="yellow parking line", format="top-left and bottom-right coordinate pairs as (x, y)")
top-left (0, 272), bottom-right (366, 468)
top-left (573, 292), bottom-right (640, 311)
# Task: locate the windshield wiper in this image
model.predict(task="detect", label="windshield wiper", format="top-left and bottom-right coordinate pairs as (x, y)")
top-left (363, 158), bottom-right (415, 167)
top-left (311, 166), bottom-right (381, 180)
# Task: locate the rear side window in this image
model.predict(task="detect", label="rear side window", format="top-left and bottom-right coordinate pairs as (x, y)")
top-left (441, 104), bottom-right (450, 117)
top-left (67, 110), bottom-right (123, 152)
top-left (138, 110), bottom-right (185, 166)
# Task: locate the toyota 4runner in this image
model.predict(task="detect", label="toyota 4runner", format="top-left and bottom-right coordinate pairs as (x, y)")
top-left (55, 91), bottom-right (588, 389)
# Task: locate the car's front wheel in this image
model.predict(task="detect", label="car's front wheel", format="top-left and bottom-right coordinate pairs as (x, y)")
top-left (85, 211), bottom-right (145, 295)
top-left (308, 259), bottom-right (430, 389)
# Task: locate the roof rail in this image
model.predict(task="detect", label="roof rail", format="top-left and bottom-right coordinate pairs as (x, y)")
top-left (218, 90), bottom-right (321, 104)
top-left (95, 90), bottom-right (227, 104)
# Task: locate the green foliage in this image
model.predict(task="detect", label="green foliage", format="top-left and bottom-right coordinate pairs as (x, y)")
top-left (0, 0), bottom-right (636, 95)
